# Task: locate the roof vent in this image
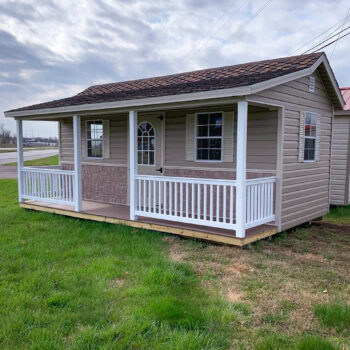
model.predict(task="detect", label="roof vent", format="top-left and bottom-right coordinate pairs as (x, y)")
top-left (309, 76), bottom-right (315, 93)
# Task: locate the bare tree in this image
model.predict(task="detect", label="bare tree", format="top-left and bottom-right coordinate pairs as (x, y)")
top-left (0, 124), bottom-right (16, 145)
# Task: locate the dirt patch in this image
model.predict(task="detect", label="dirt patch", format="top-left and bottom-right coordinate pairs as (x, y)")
top-left (227, 290), bottom-right (243, 302)
top-left (110, 278), bottom-right (125, 287)
top-left (163, 236), bottom-right (188, 262)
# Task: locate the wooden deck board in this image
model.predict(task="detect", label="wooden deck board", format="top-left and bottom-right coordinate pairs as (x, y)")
top-left (19, 200), bottom-right (278, 246)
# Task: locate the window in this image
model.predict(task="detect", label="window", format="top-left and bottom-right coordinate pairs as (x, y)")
top-left (138, 122), bottom-right (155, 165)
top-left (304, 112), bottom-right (317, 161)
top-left (196, 112), bottom-right (222, 161)
top-left (86, 120), bottom-right (103, 158)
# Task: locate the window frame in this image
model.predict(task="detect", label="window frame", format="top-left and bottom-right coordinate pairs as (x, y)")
top-left (85, 119), bottom-right (104, 159)
top-left (195, 111), bottom-right (224, 163)
top-left (137, 121), bottom-right (156, 166)
top-left (303, 111), bottom-right (318, 163)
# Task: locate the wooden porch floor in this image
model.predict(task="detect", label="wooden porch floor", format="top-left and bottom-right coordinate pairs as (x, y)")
top-left (20, 200), bottom-right (278, 246)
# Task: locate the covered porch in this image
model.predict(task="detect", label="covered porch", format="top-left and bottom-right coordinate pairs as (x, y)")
top-left (15, 100), bottom-right (281, 245)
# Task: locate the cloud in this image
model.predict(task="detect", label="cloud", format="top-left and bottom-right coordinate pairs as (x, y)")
top-left (0, 0), bottom-right (350, 136)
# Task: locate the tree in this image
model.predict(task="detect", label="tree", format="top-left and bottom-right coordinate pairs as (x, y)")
top-left (0, 124), bottom-right (16, 145)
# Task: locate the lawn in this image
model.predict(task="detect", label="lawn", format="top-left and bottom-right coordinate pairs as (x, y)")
top-left (0, 179), bottom-right (349, 349)
top-left (4, 154), bottom-right (59, 166)
top-left (323, 205), bottom-right (350, 224)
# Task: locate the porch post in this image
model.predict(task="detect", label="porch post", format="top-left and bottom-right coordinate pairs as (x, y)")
top-left (236, 100), bottom-right (248, 238)
top-left (16, 119), bottom-right (23, 203)
top-left (129, 110), bottom-right (138, 221)
top-left (73, 115), bottom-right (82, 212)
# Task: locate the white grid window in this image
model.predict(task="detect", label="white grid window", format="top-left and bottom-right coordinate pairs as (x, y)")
top-left (304, 112), bottom-right (317, 161)
top-left (86, 120), bottom-right (103, 158)
top-left (196, 112), bottom-right (222, 161)
top-left (138, 122), bottom-right (155, 165)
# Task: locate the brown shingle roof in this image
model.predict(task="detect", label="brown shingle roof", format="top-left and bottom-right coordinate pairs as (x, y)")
top-left (8, 52), bottom-right (323, 113)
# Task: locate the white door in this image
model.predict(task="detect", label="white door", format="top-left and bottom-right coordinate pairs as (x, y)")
top-left (137, 116), bottom-right (163, 176)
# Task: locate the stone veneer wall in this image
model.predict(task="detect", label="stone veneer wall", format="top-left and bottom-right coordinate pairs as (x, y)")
top-left (61, 164), bottom-right (128, 205)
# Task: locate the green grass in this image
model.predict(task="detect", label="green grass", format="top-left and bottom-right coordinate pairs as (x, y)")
top-left (314, 303), bottom-right (350, 332)
top-left (4, 154), bottom-right (59, 166)
top-left (0, 179), bottom-right (235, 349)
top-left (0, 179), bottom-right (349, 349)
top-left (323, 205), bottom-right (350, 224)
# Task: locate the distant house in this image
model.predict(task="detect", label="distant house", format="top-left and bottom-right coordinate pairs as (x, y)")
top-left (4, 52), bottom-right (344, 246)
top-left (330, 87), bottom-right (350, 206)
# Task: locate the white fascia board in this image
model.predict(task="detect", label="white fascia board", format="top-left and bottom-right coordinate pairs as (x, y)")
top-left (310, 55), bottom-right (345, 108)
top-left (4, 86), bottom-right (251, 118)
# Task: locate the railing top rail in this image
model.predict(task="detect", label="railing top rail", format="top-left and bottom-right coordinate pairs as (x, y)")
top-left (21, 167), bottom-right (75, 175)
top-left (246, 176), bottom-right (277, 184)
top-left (135, 174), bottom-right (237, 186)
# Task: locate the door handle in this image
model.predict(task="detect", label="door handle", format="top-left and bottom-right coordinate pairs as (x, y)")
top-left (156, 167), bottom-right (163, 173)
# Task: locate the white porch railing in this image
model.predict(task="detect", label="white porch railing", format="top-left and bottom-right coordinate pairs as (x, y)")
top-left (246, 177), bottom-right (276, 229)
top-left (21, 167), bottom-right (75, 205)
top-left (135, 175), bottom-right (237, 230)
top-left (134, 175), bottom-right (276, 233)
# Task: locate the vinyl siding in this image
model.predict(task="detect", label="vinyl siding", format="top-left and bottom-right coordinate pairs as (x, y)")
top-left (59, 113), bottom-right (128, 165)
top-left (249, 70), bottom-right (333, 231)
top-left (164, 107), bottom-right (277, 173)
top-left (330, 115), bottom-right (350, 205)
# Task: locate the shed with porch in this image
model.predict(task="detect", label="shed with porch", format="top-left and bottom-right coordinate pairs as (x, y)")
top-left (5, 52), bottom-right (344, 246)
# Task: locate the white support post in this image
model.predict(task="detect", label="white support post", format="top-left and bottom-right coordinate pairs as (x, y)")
top-left (16, 119), bottom-right (23, 203)
top-left (73, 115), bottom-right (82, 212)
top-left (129, 110), bottom-right (138, 220)
top-left (236, 101), bottom-right (248, 238)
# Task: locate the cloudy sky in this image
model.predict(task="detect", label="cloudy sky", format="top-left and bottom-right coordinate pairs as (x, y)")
top-left (1, 0), bottom-right (349, 137)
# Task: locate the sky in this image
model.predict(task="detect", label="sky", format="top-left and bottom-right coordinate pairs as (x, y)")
top-left (0, 0), bottom-right (350, 137)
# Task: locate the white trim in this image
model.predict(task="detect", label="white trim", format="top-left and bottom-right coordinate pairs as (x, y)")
top-left (16, 119), bottom-right (23, 202)
top-left (73, 115), bottom-right (82, 212)
top-left (5, 53), bottom-right (344, 119)
top-left (236, 101), bottom-right (248, 238)
top-left (85, 119), bottom-right (104, 159)
top-left (129, 110), bottom-right (138, 220)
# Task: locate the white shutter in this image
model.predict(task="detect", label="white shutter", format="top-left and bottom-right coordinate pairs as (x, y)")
top-left (186, 114), bottom-right (195, 161)
top-left (298, 111), bottom-right (305, 163)
top-left (315, 114), bottom-right (321, 162)
top-left (103, 119), bottom-right (110, 159)
top-left (81, 120), bottom-right (86, 159)
top-left (222, 111), bottom-right (234, 162)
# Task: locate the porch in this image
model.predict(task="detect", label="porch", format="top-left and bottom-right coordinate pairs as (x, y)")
top-left (15, 100), bottom-right (281, 244)
top-left (19, 199), bottom-right (277, 246)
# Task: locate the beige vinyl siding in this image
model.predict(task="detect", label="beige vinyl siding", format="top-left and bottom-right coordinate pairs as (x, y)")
top-left (59, 113), bottom-right (128, 165)
top-left (330, 115), bottom-right (350, 205)
top-left (249, 70), bottom-right (333, 231)
top-left (164, 107), bottom-right (277, 172)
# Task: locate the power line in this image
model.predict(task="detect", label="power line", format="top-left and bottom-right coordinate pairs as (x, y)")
top-left (330, 7), bottom-right (350, 58)
top-left (189, 0), bottom-right (273, 62)
top-left (187, 0), bottom-right (250, 62)
top-left (185, 0), bottom-right (240, 59)
top-left (292, 16), bottom-right (350, 55)
top-left (310, 30), bottom-right (350, 52)
top-left (302, 24), bottom-right (350, 54)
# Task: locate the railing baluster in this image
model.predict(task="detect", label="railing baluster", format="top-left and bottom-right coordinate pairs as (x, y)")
top-left (210, 184), bottom-right (213, 222)
top-left (191, 183), bottom-right (194, 219)
top-left (169, 181), bottom-right (172, 216)
top-left (204, 184), bottom-right (207, 221)
top-left (216, 185), bottom-right (220, 222)
top-left (174, 182), bottom-right (177, 217)
top-left (158, 180), bottom-right (161, 214)
top-left (197, 183), bottom-right (201, 219)
top-left (180, 182), bottom-right (183, 218)
top-left (223, 185), bottom-right (227, 223)
top-left (186, 183), bottom-right (189, 218)
top-left (163, 181), bottom-right (167, 215)
top-left (230, 185), bottom-right (233, 224)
